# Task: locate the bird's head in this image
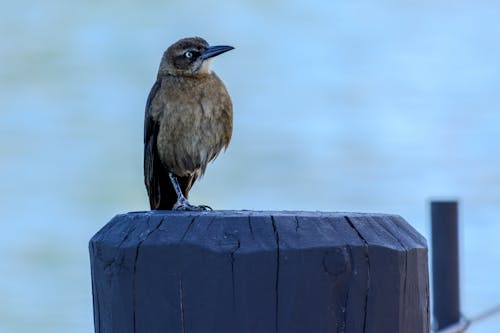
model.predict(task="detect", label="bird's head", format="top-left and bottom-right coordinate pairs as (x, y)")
top-left (158, 37), bottom-right (234, 77)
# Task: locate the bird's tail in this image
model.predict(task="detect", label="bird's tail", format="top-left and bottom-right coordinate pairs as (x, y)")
top-left (145, 159), bottom-right (196, 210)
top-left (148, 163), bottom-right (177, 210)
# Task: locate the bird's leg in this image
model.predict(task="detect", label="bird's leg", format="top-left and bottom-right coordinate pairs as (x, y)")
top-left (168, 172), bottom-right (212, 211)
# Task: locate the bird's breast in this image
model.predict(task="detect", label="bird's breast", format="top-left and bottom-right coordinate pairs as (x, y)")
top-left (155, 74), bottom-right (232, 176)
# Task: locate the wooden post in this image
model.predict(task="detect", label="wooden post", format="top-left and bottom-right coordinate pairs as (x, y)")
top-left (431, 201), bottom-right (460, 330)
top-left (89, 211), bottom-right (429, 333)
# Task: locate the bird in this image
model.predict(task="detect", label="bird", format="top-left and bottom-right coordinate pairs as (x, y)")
top-left (144, 37), bottom-right (233, 211)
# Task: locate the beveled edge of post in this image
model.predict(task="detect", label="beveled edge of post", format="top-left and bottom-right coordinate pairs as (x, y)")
top-left (90, 210), bottom-right (427, 250)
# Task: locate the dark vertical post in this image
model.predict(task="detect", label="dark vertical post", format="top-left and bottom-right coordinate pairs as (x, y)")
top-left (431, 200), bottom-right (460, 330)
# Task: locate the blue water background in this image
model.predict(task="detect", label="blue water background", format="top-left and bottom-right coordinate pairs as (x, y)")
top-left (1, 0), bottom-right (500, 331)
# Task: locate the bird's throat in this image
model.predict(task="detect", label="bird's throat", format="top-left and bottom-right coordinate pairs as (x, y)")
top-left (198, 59), bottom-right (212, 75)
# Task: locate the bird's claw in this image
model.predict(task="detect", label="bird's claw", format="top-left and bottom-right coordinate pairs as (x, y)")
top-left (198, 205), bottom-right (213, 211)
top-left (173, 199), bottom-right (212, 211)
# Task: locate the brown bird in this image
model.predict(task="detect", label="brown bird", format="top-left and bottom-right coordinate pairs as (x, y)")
top-left (144, 37), bottom-right (233, 210)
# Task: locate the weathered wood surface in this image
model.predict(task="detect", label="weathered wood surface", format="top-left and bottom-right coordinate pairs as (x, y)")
top-left (89, 211), bottom-right (429, 333)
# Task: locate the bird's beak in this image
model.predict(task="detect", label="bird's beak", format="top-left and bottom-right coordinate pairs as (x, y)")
top-left (200, 45), bottom-right (234, 60)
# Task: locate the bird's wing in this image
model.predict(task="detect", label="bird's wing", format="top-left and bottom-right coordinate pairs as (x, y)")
top-left (144, 79), bottom-right (174, 209)
top-left (221, 91), bottom-right (233, 149)
top-left (207, 79), bottom-right (233, 165)
top-left (144, 79), bottom-right (196, 209)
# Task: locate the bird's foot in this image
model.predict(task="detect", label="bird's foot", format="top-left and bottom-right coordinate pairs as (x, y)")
top-left (173, 198), bottom-right (212, 211)
top-left (197, 204), bottom-right (213, 211)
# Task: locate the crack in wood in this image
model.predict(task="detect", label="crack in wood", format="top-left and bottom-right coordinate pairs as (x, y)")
top-left (180, 216), bottom-right (197, 242)
top-left (247, 215), bottom-right (254, 239)
top-left (205, 215), bottom-right (217, 232)
top-left (345, 216), bottom-right (371, 333)
top-left (294, 215), bottom-right (300, 232)
top-left (230, 240), bottom-right (241, 306)
top-left (377, 218), bottom-right (409, 331)
top-left (102, 215), bottom-right (139, 275)
top-left (132, 216), bottom-right (166, 332)
top-left (179, 273), bottom-right (186, 333)
top-left (342, 245), bottom-right (354, 333)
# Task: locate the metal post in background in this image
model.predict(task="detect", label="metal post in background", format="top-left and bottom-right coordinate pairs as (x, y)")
top-left (431, 200), bottom-right (460, 331)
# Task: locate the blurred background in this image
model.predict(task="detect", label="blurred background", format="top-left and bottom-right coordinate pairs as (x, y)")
top-left (1, 0), bottom-right (499, 332)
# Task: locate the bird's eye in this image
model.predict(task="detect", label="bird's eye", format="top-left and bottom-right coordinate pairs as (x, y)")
top-left (185, 51), bottom-right (193, 59)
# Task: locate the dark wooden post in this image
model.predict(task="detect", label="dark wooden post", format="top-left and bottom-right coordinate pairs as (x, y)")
top-left (431, 201), bottom-right (460, 330)
top-left (89, 211), bottom-right (429, 333)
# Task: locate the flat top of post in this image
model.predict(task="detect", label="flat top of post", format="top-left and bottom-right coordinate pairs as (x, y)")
top-left (125, 210), bottom-right (398, 218)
